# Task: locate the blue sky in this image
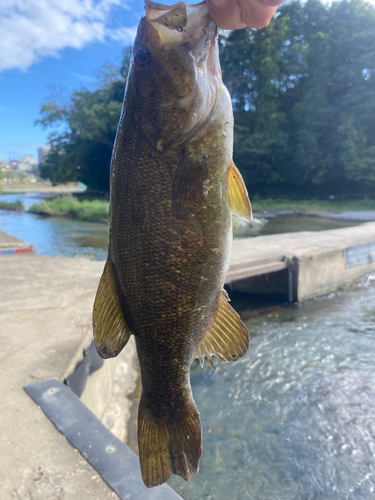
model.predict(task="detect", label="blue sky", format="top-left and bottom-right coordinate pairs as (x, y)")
top-left (0, 0), bottom-right (178, 163)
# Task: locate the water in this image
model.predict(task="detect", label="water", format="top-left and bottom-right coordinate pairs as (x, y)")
top-left (168, 276), bottom-right (375, 499)
top-left (234, 215), bottom-right (359, 238)
top-left (0, 192), bottom-right (359, 260)
top-left (0, 192), bottom-right (108, 260)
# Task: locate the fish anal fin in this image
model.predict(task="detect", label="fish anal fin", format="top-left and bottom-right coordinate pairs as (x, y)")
top-left (138, 398), bottom-right (202, 487)
top-left (93, 259), bottom-right (132, 359)
top-left (228, 161), bottom-right (252, 222)
top-left (194, 290), bottom-right (249, 370)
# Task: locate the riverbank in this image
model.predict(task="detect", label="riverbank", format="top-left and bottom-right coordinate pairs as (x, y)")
top-left (0, 254), bottom-right (116, 499)
top-left (28, 195), bottom-right (109, 222)
top-left (0, 200), bottom-right (23, 211)
top-left (0, 252), bottom-right (182, 500)
top-left (251, 197), bottom-right (375, 215)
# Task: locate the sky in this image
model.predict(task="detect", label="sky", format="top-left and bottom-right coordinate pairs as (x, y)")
top-left (0, 0), bottom-right (148, 163)
top-left (2, 0), bottom-right (375, 164)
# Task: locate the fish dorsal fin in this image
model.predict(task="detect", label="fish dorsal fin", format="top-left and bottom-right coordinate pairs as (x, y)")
top-left (228, 161), bottom-right (252, 222)
top-left (93, 259), bottom-right (132, 359)
top-left (194, 290), bottom-right (249, 370)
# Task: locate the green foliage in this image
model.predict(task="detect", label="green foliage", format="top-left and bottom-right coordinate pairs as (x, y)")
top-left (36, 2), bottom-right (375, 195)
top-left (220, 0), bottom-right (375, 193)
top-left (0, 200), bottom-right (24, 211)
top-left (36, 49), bottom-right (131, 192)
top-left (28, 195), bottom-right (109, 222)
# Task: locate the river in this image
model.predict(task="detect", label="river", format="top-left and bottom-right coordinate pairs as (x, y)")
top-left (169, 276), bottom-right (375, 499)
top-left (0, 192), bottom-right (359, 260)
top-left (1, 191), bottom-right (374, 499)
top-left (0, 192), bottom-right (108, 260)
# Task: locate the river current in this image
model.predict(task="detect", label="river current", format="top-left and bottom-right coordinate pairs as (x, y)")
top-left (169, 277), bottom-right (375, 499)
top-left (1, 192), bottom-right (375, 499)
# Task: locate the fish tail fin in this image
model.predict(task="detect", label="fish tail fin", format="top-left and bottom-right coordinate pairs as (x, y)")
top-left (138, 397), bottom-right (202, 488)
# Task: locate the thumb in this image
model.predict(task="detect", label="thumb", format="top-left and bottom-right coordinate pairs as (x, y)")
top-left (206, 0), bottom-right (247, 30)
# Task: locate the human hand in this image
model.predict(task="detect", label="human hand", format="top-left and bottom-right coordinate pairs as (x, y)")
top-left (207, 0), bottom-right (287, 30)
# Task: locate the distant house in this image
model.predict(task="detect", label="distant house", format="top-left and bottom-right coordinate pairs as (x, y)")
top-left (10, 155), bottom-right (38, 174)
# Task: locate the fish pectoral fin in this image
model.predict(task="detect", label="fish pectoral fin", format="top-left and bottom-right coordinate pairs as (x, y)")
top-left (228, 161), bottom-right (252, 222)
top-left (172, 151), bottom-right (208, 218)
top-left (194, 290), bottom-right (249, 370)
top-left (93, 259), bottom-right (132, 359)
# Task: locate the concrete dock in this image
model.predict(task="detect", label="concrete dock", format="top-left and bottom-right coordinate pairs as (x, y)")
top-left (226, 221), bottom-right (375, 302)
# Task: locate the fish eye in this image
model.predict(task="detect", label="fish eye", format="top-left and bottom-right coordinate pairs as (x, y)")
top-left (134, 48), bottom-right (151, 70)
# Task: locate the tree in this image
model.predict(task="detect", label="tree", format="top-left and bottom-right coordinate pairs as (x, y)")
top-left (220, 0), bottom-right (375, 195)
top-left (36, 49), bottom-right (131, 192)
top-left (37, 1), bottom-right (375, 196)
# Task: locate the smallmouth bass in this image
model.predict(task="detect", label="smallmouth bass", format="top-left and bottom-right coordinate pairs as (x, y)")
top-left (93, 0), bottom-right (251, 488)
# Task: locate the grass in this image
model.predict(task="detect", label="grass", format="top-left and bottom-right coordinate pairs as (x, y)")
top-left (28, 195), bottom-right (109, 222)
top-left (250, 197), bottom-right (375, 215)
top-left (0, 200), bottom-right (24, 211)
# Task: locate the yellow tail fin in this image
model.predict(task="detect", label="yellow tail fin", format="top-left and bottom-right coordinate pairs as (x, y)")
top-left (138, 398), bottom-right (202, 488)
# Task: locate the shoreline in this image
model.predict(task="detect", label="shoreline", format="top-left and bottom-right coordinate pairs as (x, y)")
top-left (1, 189), bottom-right (375, 224)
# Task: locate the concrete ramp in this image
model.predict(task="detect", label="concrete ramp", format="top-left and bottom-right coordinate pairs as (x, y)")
top-left (227, 222), bottom-right (375, 302)
top-left (0, 228), bottom-right (35, 255)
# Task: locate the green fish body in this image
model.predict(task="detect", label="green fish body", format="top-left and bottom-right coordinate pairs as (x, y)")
top-left (93, 0), bottom-right (251, 488)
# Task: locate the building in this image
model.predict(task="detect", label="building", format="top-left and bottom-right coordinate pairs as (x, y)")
top-left (38, 147), bottom-right (51, 166)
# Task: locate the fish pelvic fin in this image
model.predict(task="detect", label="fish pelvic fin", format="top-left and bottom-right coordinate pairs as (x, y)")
top-left (93, 259), bottom-right (132, 359)
top-left (138, 398), bottom-right (202, 488)
top-left (194, 290), bottom-right (249, 370)
top-left (228, 161), bottom-right (252, 222)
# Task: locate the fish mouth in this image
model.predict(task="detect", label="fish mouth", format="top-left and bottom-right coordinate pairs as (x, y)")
top-left (144, 0), bottom-right (217, 60)
top-left (141, 1), bottom-right (221, 149)
top-left (144, 0), bottom-right (220, 95)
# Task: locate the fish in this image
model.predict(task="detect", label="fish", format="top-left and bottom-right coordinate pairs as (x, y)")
top-left (93, 0), bottom-right (252, 488)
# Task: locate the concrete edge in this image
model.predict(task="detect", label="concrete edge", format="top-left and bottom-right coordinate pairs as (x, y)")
top-left (62, 330), bottom-right (94, 382)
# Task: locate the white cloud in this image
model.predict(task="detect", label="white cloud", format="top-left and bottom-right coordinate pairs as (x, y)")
top-left (108, 26), bottom-right (138, 43)
top-left (0, 0), bottom-right (138, 72)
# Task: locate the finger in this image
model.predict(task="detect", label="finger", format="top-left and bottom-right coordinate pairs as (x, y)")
top-left (238, 0), bottom-right (278, 29)
top-left (260, 0), bottom-right (286, 7)
top-left (206, 0), bottom-right (247, 30)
